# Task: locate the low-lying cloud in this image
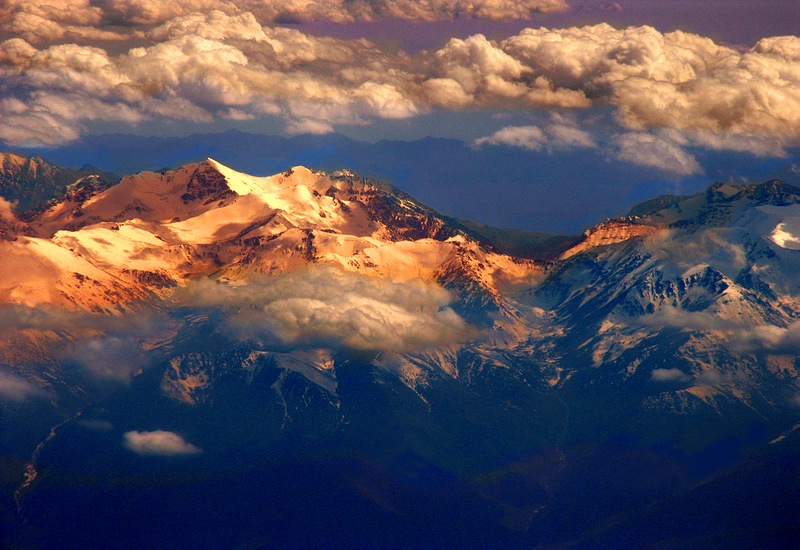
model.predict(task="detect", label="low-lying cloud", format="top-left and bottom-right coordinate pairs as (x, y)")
top-left (123, 430), bottom-right (202, 456)
top-left (650, 367), bottom-right (749, 386)
top-left (644, 305), bottom-right (800, 356)
top-left (0, 368), bottom-right (45, 401)
top-left (0, 304), bottom-right (171, 381)
top-left (650, 367), bottom-right (692, 383)
top-left (180, 267), bottom-right (473, 353)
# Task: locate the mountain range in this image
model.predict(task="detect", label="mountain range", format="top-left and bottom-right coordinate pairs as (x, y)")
top-left (11, 130), bottom-right (800, 233)
top-left (0, 152), bottom-right (798, 547)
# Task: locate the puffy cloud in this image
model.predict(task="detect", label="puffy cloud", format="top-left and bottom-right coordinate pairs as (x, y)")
top-left (1, 0), bottom-right (569, 37)
top-left (474, 114), bottom-right (597, 151)
top-left (0, 0), bottom-right (140, 43)
top-left (475, 125), bottom-right (547, 150)
top-left (0, 15), bottom-right (416, 144)
top-left (123, 430), bottom-right (202, 456)
top-left (180, 267), bottom-right (473, 353)
top-left (69, 335), bottom-right (153, 380)
top-left (0, 369), bottom-right (45, 401)
top-left (100, 0), bottom-right (571, 26)
top-left (285, 118), bottom-right (334, 135)
top-left (0, 13), bottom-right (798, 155)
top-left (490, 25), bottom-right (800, 141)
top-left (615, 131), bottom-right (702, 175)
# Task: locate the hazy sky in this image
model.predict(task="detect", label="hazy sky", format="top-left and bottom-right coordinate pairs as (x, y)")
top-left (0, 0), bottom-right (798, 230)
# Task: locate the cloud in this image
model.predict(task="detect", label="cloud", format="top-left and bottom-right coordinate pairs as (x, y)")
top-left (285, 118), bottom-right (334, 135)
top-left (474, 115), bottom-right (597, 151)
top-left (650, 366), bottom-right (748, 386)
top-left (2, 0), bottom-right (569, 35)
top-left (123, 430), bottom-right (202, 456)
top-left (650, 368), bottom-right (692, 383)
top-left (0, 369), bottom-right (45, 401)
top-left (475, 125), bottom-right (547, 150)
top-left (0, 304), bottom-right (171, 381)
top-left (615, 131), bottom-right (702, 175)
top-left (643, 305), bottom-right (800, 356)
top-left (180, 267), bottom-right (473, 353)
top-left (1, 13), bottom-right (798, 155)
top-left (69, 335), bottom-right (154, 380)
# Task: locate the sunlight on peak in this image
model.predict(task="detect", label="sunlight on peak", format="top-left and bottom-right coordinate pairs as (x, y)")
top-left (206, 158), bottom-right (317, 196)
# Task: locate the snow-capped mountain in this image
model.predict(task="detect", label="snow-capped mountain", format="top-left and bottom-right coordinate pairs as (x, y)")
top-left (5, 159), bottom-right (535, 312)
top-left (1, 156), bottom-right (798, 547)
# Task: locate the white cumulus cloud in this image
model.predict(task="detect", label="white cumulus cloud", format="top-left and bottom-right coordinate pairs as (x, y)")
top-left (1, 0), bottom-right (569, 37)
top-left (474, 114), bottom-right (597, 152)
top-left (123, 430), bottom-right (202, 456)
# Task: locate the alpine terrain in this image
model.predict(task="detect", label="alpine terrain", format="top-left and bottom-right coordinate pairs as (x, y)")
top-left (0, 153), bottom-right (798, 547)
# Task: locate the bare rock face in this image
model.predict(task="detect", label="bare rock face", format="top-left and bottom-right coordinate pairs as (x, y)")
top-left (560, 219), bottom-right (662, 259)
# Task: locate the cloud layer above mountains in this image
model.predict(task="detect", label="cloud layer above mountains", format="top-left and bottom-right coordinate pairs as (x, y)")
top-left (0, 3), bottom-right (797, 159)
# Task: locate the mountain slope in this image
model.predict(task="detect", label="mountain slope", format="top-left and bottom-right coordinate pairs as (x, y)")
top-left (0, 153), bottom-right (117, 214)
top-left (0, 156), bottom-right (798, 547)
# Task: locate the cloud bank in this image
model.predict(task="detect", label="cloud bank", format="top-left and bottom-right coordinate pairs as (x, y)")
top-left (181, 267), bottom-right (472, 353)
top-left (0, 368), bottom-right (45, 401)
top-left (2, 0), bottom-right (569, 37)
top-left (123, 430), bottom-right (202, 456)
top-left (474, 114), bottom-right (597, 152)
top-left (0, 304), bottom-right (171, 381)
top-left (0, 9), bottom-right (797, 156)
top-left (645, 306), bottom-right (800, 356)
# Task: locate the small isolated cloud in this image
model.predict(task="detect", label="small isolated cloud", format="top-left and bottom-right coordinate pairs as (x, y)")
top-left (694, 369), bottom-right (749, 386)
top-left (285, 118), bottom-right (334, 136)
top-left (615, 131), bottom-right (702, 176)
top-left (79, 419), bottom-right (114, 431)
top-left (0, 369), bottom-right (45, 401)
top-left (123, 430), bottom-right (202, 456)
top-left (474, 116), bottom-right (597, 152)
top-left (650, 368), bottom-right (692, 383)
top-left (180, 267), bottom-right (473, 353)
top-left (475, 125), bottom-right (547, 150)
